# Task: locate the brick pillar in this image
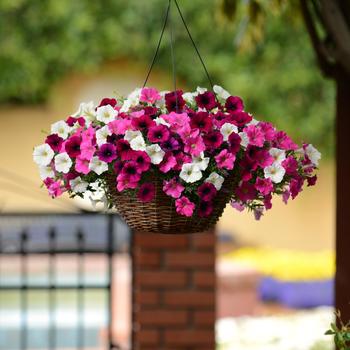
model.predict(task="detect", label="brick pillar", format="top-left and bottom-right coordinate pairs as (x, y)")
top-left (132, 231), bottom-right (216, 350)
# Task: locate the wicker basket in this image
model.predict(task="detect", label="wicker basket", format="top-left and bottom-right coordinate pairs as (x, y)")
top-left (105, 173), bottom-right (235, 234)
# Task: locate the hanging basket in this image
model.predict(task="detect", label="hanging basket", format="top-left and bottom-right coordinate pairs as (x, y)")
top-left (105, 172), bottom-right (235, 234)
top-left (33, 0), bottom-right (320, 235)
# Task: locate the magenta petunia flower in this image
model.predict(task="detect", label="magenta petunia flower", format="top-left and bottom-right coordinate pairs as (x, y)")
top-left (175, 196), bottom-right (195, 217)
top-left (147, 125), bottom-right (170, 143)
top-left (137, 183), bottom-right (156, 203)
top-left (116, 139), bottom-right (133, 160)
top-left (132, 114), bottom-right (156, 131)
top-left (98, 143), bottom-right (117, 163)
top-left (44, 178), bottom-right (63, 198)
top-left (116, 173), bottom-right (139, 192)
top-left (255, 178), bottom-right (274, 196)
top-left (235, 181), bottom-right (256, 202)
top-left (244, 125), bottom-right (265, 147)
top-left (264, 193), bottom-right (273, 210)
top-left (113, 160), bottom-right (124, 175)
top-left (190, 112), bottom-right (213, 133)
top-left (246, 147), bottom-right (274, 168)
top-left (198, 201), bottom-right (214, 218)
top-left (198, 182), bottom-right (217, 201)
top-left (121, 161), bottom-right (142, 182)
top-left (98, 98), bottom-right (117, 108)
top-left (46, 134), bottom-right (63, 152)
top-left (75, 157), bottom-right (90, 175)
top-left (230, 111), bottom-right (252, 127)
top-left (165, 90), bottom-right (185, 112)
top-left (215, 149), bottom-right (236, 170)
top-left (140, 87), bottom-right (161, 104)
top-left (65, 136), bottom-right (82, 158)
top-left (273, 131), bottom-right (298, 151)
top-left (195, 91), bottom-right (217, 110)
top-left (123, 150), bottom-right (151, 172)
top-left (203, 131), bottom-right (223, 151)
top-left (159, 152), bottom-right (177, 173)
top-left (66, 116), bottom-right (86, 127)
top-left (307, 175), bottom-right (317, 187)
top-left (161, 137), bottom-right (180, 152)
top-left (143, 106), bottom-right (159, 117)
top-left (174, 152), bottom-right (192, 171)
top-left (239, 157), bottom-right (258, 181)
top-left (282, 156), bottom-right (299, 175)
top-left (290, 177), bottom-right (304, 199)
top-left (258, 122), bottom-right (276, 141)
top-left (225, 96), bottom-right (244, 112)
top-left (163, 178), bottom-right (185, 199)
top-left (228, 132), bottom-right (242, 154)
top-left (109, 119), bottom-right (133, 135)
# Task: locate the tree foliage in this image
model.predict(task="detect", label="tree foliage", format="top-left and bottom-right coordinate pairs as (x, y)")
top-left (0, 0), bottom-right (334, 153)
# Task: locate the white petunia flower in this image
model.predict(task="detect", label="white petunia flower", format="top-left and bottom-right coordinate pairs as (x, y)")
top-left (54, 152), bottom-right (73, 174)
top-left (264, 163), bottom-right (286, 183)
top-left (269, 148), bottom-right (286, 165)
top-left (196, 87), bottom-right (207, 94)
top-left (96, 105), bottom-right (118, 124)
top-left (220, 123), bottom-right (239, 141)
top-left (51, 121), bottom-right (72, 139)
top-left (180, 163), bottom-right (202, 183)
top-left (213, 85), bottom-right (230, 100)
top-left (239, 132), bottom-right (249, 148)
top-left (89, 156), bottom-right (108, 175)
top-left (192, 152), bottom-right (210, 171)
top-left (130, 135), bottom-right (146, 151)
top-left (154, 117), bottom-right (170, 127)
top-left (124, 130), bottom-right (142, 142)
top-left (182, 92), bottom-right (196, 105)
top-left (73, 101), bottom-right (96, 123)
top-left (146, 144), bottom-right (165, 164)
top-left (120, 88), bottom-right (141, 113)
top-left (305, 144), bottom-right (321, 166)
top-left (39, 165), bottom-right (54, 180)
top-left (70, 176), bottom-right (89, 193)
top-left (33, 144), bottom-right (55, 166)
top-left (96, 125), bottom-right (112, 146)
top-left (205, 172), bottom-right (225, 190)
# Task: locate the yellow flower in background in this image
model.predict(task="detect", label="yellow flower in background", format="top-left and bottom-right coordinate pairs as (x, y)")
top-left (224, 247), bottom-right (335, 281)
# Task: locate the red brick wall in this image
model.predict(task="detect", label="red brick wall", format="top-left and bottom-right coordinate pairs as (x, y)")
top-left (132, 231), bottom-right (216, 350)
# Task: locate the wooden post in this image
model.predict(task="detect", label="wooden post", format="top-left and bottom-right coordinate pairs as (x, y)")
top-left (132, 230), bottom-right (216, 350)
top-left (335, 68), bottom-right (350, 322)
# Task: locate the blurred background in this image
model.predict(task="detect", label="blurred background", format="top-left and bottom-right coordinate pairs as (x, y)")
top-left (0, 0), bottom-right (335, 349)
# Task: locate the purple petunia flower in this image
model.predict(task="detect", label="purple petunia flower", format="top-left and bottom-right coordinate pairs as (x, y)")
top-left (65, 136), bottom-right (82, 158)
top-left (165, 90), bottom-right (185, 112)
top-left (190, 112), bottom-right (213, 133)
top-left (98, 143), bottom-right (117, 163)
top-left (225, 96), bottom-right (244, 112)
top-left (203, 131), bottom-right (223, 150)
top-left (195, 91), bottom-right (217, 110)
top-left (137, 183), bottom-right (156, 203)
top-left (198, 201), bottom-right (214, 218)
top-left (198, 183), bottom-right (217, 201)
top-left (46, 134), bottom-right (63, 152)
top-left (147, 125), bottom-right (170, 143)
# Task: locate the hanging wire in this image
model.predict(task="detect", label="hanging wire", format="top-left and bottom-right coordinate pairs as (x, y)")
top-left (143, 0), bottom-right (172, 87)
top-left (143, 0), bottom-right (215, 92)
top-left (173, 0), bottom-right (215, 91)
top-left (168, 0), bottom-right (179, 111)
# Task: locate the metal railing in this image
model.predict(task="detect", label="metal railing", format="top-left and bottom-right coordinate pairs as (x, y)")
top-left (0, 213), bottom-right (131, 350)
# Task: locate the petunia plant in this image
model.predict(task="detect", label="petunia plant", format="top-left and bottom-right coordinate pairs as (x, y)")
top-left (33, 86), bottom-right (320, 219)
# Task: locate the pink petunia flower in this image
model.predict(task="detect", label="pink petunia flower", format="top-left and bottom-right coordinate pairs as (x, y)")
top-left (98, 143), bottom-right (117, 163)
top-left (230, 111), bottom-right (252, 127)
top-left (175, 196), bottom-right (195, 217)
top-left (255, 178), bottom-right (274, 196)
top-left (282, 156), bottom-right (299, 175)
top-left (258, 122), bottom-right (276, 141)
top-left (198, 182), bottom-right (217, 201)
top-left (125, 151), bottom-right (151, 172)
top-left (108, 119), bottom-right (133, 135)
top-left (140, 87), bottom-right (161, 104)
top-left (44, 178), bottom-right (63, 198)
top-left (116, 173), bottom-right (139, 192)
top-left (215, 149), bottom-right (236, 170)
top-left (184, 131), bottom-right (206, 157)
top-left (132, 114), bottom-right (156, 131)
top-left (290, 176), bottom-right (304, 199)
top-left (273, 131), bottom-right (298, 150)
top-left (244, 125), bottom-right (265, 147)
top-left (65, 136), bottom-right (82, 158)
top-left (231, 200), bottom-right (245, 212)
top-left (121, 161), bottom-right (142, 182)
top-left (75, 157), bottom-right (90, 175)
top-left (228, 132), bottom-right (242, 154)
top-left (282, 189), bottom-right (291, 204)
top-left (159, 152), bottom-right (177, 173)
top-left (174, 152), bottom-right (192, 171)
top-left (137, 183), bottom-right (156, 203)
top-left (116, 139), bottom-right (133, 161)
top-left (163, 178), bottom-right (185, 199)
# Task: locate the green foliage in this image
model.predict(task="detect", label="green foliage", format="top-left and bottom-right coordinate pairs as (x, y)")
top-left (0, 0), bottom-right (334, 154)
top-left (325, 311), bottom-right (350, 350)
